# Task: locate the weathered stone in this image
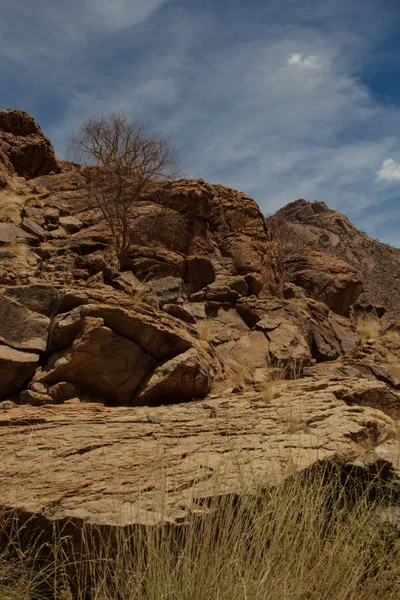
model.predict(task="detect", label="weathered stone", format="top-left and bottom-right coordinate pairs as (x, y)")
top-left (162, 303), bottom-right (197, 324)
top-left (0, 223), bottom-right (36, 245)
top-left (50, 304), bottom-right (196, 360)
top-left (47, 381), bottom-right (78, 403)
top-left (59, 215), bottom-right (83, 233)
top-left (184, 256), bottom-right (216, 293)
top-left (0, 109), bottom-right (59, 178)
top-left (264, 321), bottom-right (312, 366)
top-left (4, 284), bottom-right (63, 316)
top-left (0, 375), bottom-right (397, 525)
top-left (245, 272), bottom-right (264, 296)
top-left (282, 249), bottom-right (363, 315)
top-left (20, 217), bottom-right (46, 241)
top-left (0, 295), bottom-right (50, 352)
top-left (328, 313), bottom-right (360, 355)
top-left (34, 317), bottom-right (155, 405)
top-left (135, 343), bottom-right (217, 405)
top-left (150, 276), bottom-right (182, 306)
top-left (113, 272), bottom-right (143, 295)
top-left (20, 389), bottom-right (53, 406)
top-left (217, 331), bottom-right (270, 370)
top-left (0, 344), bottom-right (39, 399)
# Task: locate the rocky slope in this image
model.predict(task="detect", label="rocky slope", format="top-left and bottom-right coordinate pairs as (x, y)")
top-left (0, 110), bottom-right (399, 527)
top-left (272, 199), bottom-right (400, 316)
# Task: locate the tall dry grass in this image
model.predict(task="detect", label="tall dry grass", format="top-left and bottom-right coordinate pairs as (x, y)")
top-left (1, 465), bottom-right (400, 599)
top-left (357, 318), bottom-right (381, 343)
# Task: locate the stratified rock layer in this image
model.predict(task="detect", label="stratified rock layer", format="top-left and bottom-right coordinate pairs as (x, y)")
top-left (0, 371), bottom-right (398, 526)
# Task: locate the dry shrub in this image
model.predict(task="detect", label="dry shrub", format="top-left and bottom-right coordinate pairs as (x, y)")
top-left (130, 203), bottom-right (191, 254)
top-left (68, 113), bottom-right (181, 269)
top-left (269, 359), bottom-right (305, 381)
top-left (385, 329), bottom-right (400, 347)
top-left (357, 318), bottom-right (381, 343)
top-left (386, 362), bottom-right (400, 381)
top-left (266, 216), bottom-right (315, 277)
top-left (1, 466), bottom-right (400, 600)
top-left (196, 319), bottom-right (222, 343)
top-left (3, 239), bottom-right (30, 260)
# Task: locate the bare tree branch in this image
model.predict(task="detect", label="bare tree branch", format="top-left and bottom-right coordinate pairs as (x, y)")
top-left (68, 113), bottom-right (181, 269)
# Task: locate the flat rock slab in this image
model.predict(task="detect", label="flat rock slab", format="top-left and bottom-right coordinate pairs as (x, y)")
top-left (0, 376), bottom-right (397, 526)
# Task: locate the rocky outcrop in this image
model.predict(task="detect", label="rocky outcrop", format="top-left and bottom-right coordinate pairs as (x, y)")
top-left (282, 249), bottom-right (363, 315)
top-left (0, 110), bottom-right (399, 544)
top-left (0, 371), bottom-right (397, 526)
top-left (33, 316), bottom-right (155, 405)
top-left (0, 109), bottom-right (59, 179)
top-left (135, 343), bottom-right (219, 405)
top-left (0, 345), bottom-right (39, 399)
top-left (234, 296), bottom-right (360, 363)
top-left (273, 199), bottom-right (400, 316)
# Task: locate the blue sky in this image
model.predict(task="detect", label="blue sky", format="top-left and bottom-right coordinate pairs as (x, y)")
top-left (1, 0), bottom-right (400, 247)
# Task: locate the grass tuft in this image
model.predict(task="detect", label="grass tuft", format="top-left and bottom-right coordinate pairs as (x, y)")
top-left (1, 466), bottom-right (400, 599)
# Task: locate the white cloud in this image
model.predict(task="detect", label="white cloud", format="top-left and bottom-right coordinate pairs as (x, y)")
top-left (287, 53), bottom-right (320, 69)
top-left (83, 0), bottom-right (169, 29)
top-left (376, 158), bottom-right (400, 182)
top-left (4, 0), bottom-right (400, 247)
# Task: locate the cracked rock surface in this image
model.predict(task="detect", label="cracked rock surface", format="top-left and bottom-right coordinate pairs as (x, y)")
top-left (1, 373), bottom-right (398, 526)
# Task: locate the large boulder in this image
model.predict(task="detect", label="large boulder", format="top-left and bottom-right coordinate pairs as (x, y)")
top-left (0, 109), bottom-right (59, 178)
top-left (134, 343), bottom-right (218, 405)
top-left (0, 294), bottom-right (50, 352)
top-left (235, 296), bottom-right (360, 363)
top-left (49, 303), bottom-right (196, 359)
top-left (0, 344), bottom-right (39, 399)
top-left (33, 317), bottom-right (154, 405)
top-left (282, 249), bottom-right (363, 315)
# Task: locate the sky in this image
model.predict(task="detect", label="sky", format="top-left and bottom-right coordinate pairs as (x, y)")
top-left (1, 0), bottom-right (400, 247)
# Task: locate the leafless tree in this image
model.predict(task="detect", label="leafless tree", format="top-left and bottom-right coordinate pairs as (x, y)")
top-left (68, 113), bottom-right (181, 269)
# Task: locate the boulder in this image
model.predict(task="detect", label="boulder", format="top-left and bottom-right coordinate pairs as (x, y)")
top-left (33, 317), bottom-right (155, 405)
top-left (48, 381), bottom-right (78, 403)
top-left (59, 215), bottom-right (83, 233)
top-left (282, 249), bottom-right (363, 315)
top-left (235, 296), bottom-right (359, 363)
top-left (184, 256), bottom-right (216, 293)
top-left (134, 343), bottom-right (217, 405)
top-left (0, 223), bottom-right (36, 245)
top-left (20, 217), bottom-right (46, 241)
top-left (49, 303), bottom-right (196, 360)
top-left (260, 320), bottom-right (311, 366)
top-left (0, 295), bottom-right (50, 352)
top-left (150, 276), bottom-right (182, 306)
top-left (0, 109), bottom-right (59, 178)
top-left (217, 330), bottom-right (270, 371)
top-left (3, 284), bottom-right (63, 317)
top-left (20, 389), bottom-right (53, 406)
top-left (0, 344), bottom-right (39, 399)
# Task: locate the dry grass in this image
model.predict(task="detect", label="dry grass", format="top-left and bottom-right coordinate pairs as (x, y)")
top-left (3, 240), bottom-right (30, 261)
top-left (386, 362), bottom-right (400, 381)
top-left (196, 319), bottom-right (220, 343)
top-left (357, 318), bottom-right (381, 343)
top-left (386, 329), bottom-right (400, 347)
top-left (1, 466), bottom-right (400, 599)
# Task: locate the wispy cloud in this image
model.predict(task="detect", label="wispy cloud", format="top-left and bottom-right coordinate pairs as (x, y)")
top-left (287, 53), bottom-right (320, 69)
top-left (1, 0), bottom-right (400, 246)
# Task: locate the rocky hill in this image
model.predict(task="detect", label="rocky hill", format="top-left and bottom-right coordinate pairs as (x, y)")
top-left (271, 199), bottom-right (400, 316)
top-left (0, 109), bottom-right (400, 527)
